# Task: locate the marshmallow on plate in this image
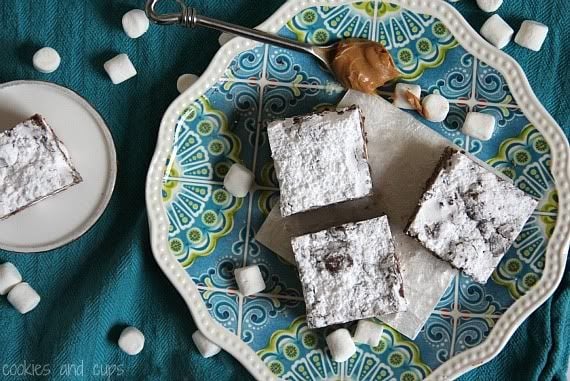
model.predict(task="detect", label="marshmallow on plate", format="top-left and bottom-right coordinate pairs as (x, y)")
top-left (393, 83), bottom-right (422, 110)
top-left (104, 54), bottom-right (137, 84)
top-left (218, 32), bottom-right (235, 46)
top-left (234, 265), bottom-right (265, 296)
top-left (7, 282), bottom-right (40, 314)
top-left (326, 328), bottom-right (356, 362)
top-left (118, 326), bottom-right (145, 355)
top-left (177, 73), bottom-right (199, 93)
top-left (421, 94), bottom-right (449, 122)
top-left (223, 163), bottom-right (255, 198)
top-left (353, 320), bottom-right (384, 347)
top-left (0, 262), bottom-right (22, 295)
top-left (192, 330), bottom-right (221, 358)
top-left (476, 0), bottom-right (503, 12)
top-left (515, 21), bottom-right (549, 51)
top-left (33, 47), bottom-right (61, 74)
top-left (462, 112), bottom-right (496, 141)
top-left (480, 14), bottom-right (514, 49)
top-left (122, 9), bottom-right (149, 39)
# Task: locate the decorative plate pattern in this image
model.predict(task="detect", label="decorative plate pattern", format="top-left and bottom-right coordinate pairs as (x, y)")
top-left (146, 1), bottom-right (570, 380)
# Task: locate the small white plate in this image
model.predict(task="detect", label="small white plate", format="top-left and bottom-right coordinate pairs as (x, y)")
top-left (0, 80), bottom-right (117, 253)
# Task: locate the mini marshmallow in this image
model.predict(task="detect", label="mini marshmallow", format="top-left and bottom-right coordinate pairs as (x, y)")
top-left (234, 265), bottom-right (265, 296)
top-left (177, 73), bottom-right (199, 93)
top-left (122, 9), bottom-right (149, 39)
top-left (393, 83), bottom-right (422, 110)
top-left (480, 14), bottom-right (514, 49)
top-left (104, 54), bottom-right (137, 85)
top-left (218, 32), bottom-right (235, 46)
top-left (223, 163), bottom-right (255, 198)
top-left (0, 262), bottom-right (22, 295)
top-left (421, 94), bottom-right (449, 122)
top-left (515, 21), bottom-right (549, 51)
top-left (118, 326), bottom-right (145, 355)
top-left (476, 0), bottom-right (503, 12)
top-left (352, 320), bottom-right (384, 347)
top-left (32, 47), bottom-right (61, 74)
top-left (7, 282), bottom-right (40, 314)
top-left (326, 328), bottom-right (356, 362)
top-left (192, 330), bottom-right (221, 358)
top-left (462, 112), bottom-right (496, 141)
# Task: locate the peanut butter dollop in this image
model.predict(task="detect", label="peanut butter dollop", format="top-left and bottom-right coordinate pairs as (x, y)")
top-left (331, 39), bottom-right (400, 93)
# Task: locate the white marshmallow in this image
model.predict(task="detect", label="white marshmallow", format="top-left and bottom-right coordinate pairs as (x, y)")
top-left (462, 112), bottom-right (496, 141)
top-left (515, 21), bottom-right (549, 51)
top-left (218, 32), bottom-right (235, 46)
top-left (104, 54), bottom-right (137, 84)
top-left (0, 262), bottom-right (22, 295)
top-left (352, 320), bottom-right (384, 347)
top-left (421, 94), bottom-right (449, 122)
top-left (192, 330), bottom-right (221, 358)
top-left (480, 14), bottom-right (514, 49)
top-left (326, 328), bottom-right (356, 362)
top-left (122, 9), bottom-right (149, 39)
top-left (393, 83), bottom-right (422, 110)
top-left (118, 326), bottom-right (145, 355)
top-left (476, 0), bottom-right (503, 12)
top-left (234, 265), bottom-right (265, 296)
top-left (32, 47), bottom-right (61, 74)
top-left (223, 163), bottom-right (255, 198)
top-left (177, 73), bottom-right (199, 93)
top-left (7, 282), bottom-right (40, 314)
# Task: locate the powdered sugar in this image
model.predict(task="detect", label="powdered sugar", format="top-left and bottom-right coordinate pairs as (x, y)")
top-left (267, 107), bottom-right (372, 217)
top-left (292, 216), bottom-right (406, 328)
top-left (407, 148), bottom-right (537, 283)
top-left (0, 116), bottom-right (82, 219)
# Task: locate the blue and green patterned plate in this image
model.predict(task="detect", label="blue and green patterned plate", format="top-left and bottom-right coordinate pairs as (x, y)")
top-left (146, 1), bottom-right (570, 380)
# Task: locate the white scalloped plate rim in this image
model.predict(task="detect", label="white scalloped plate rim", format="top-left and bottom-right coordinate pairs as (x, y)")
top-left (145, 1), bottom-right (570, 379)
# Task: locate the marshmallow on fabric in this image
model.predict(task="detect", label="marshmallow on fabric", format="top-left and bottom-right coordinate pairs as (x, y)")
top-left (122, 9), bottom-right (149, 39)
top-left (421, 94), bottom-right (449, 122)
top-left (32, 47), bottom-right (61, 74)
top-left (393, 83), bottom-right (422, 110)
top-left (0, 262), bottom-right (22, 295)
top-left (353, 320), bottom-right (384, 347)
top-left (515, 21), bottom-right (549, 51)
top-left (480, 14), bottom-right (514, 49)
top-left (476, 0), bottom-right (503, 12)
top-left (223, 163), bottom-right (255, 198)
top-left (462, 112), bottom-right (496, 141)
top-left (104, 54), bottom-right (137, 84)
top-left (7, 282), bottom-right (40, 314)
top-left (234, 265), bottom-right (265, 296)
top-left (177, 73), bottom-right (199, 94)
top-left (118, 326), bottom-right (145, 355)
top-left (326, 328), bottom-right (356, 362)
top-left (192, 330), bottom-right (221, 358)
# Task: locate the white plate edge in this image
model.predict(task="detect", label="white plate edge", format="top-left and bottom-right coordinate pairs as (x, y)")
top-left (144, 1), bottom-right (570, 380)
top-left (0, 80), bottom-right (118, 253)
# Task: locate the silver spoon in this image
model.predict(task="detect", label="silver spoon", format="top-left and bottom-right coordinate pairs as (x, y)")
top-left (145, 0), bottom-right (337, 74)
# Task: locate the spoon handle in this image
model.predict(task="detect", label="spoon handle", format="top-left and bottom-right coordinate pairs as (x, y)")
top-left (145, 0), bottom-right (317, 56)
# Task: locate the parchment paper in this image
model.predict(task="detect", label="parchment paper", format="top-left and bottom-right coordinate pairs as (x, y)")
top-left (255, 90), bottom-right (457, 339)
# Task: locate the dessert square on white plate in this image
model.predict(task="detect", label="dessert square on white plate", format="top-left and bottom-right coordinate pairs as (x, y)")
top-left (0, 115), bottom-right (82, 220)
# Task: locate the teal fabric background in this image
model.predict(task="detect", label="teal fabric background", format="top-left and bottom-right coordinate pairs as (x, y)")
top-left (0, 1), bottom-right (567, 380)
